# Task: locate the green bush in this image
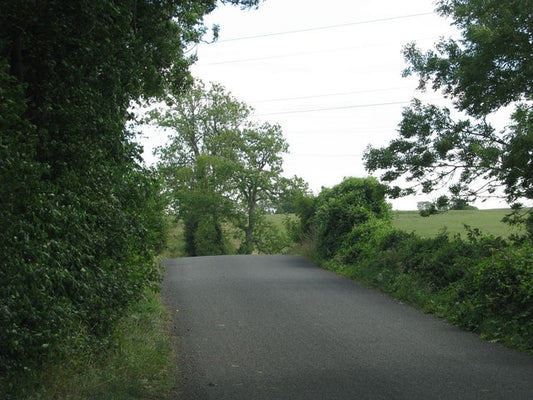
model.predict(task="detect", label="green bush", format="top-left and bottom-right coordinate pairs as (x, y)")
top-left (0, 62), bottom-right (167, 381)
top-left (194, 218), bottom-right (226, 256)
top-left (338, 218), bottom-right (392, 264)
top-left (0, 161), bottom-right (167, 382)
top-left (252, 218), bottom-right (292, 255)
top-left (286, 195), bottom-right (316, 243)
top-left (469, 245), bottom-right (533, 348)
top-left (312, 177), bottom-right (391, 259)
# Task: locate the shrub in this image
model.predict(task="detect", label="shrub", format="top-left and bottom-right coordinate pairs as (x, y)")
top-left (253, 218), bottom-right (292, 255)
top-left (286, 195), bottom-right (316, 243)
top-left (312, 177), bottom-right (391, 259)
top-left (338, 218), bottom-right (393, 264)
top-left (470, 245), bottom-right (533, 347)
top-left (194, 218), bottom-right (226, 256)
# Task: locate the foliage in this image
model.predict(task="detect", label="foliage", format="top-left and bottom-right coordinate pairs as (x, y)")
top-left (152, 81), bottom-right (250, 255)
top-left (284, 188), bottom-right (316, 244)
top-left (336, 218), bottom-right (393, 264)
top-left (466, 244), bottom-right (533, 347)
top-left (301, 177), bottom-right (391, 260)
top-left (408, 0), bottom-right (531, 117)
top-left (194, 217), bottom-right (227, 256)
top-left (317, 222), bottom-right (532, 351)
top-left (151, 81), bottom-right (291, 255)
top-left (250, 217), bottom-right (292, 255)
top-left (0, 0), bottom-right (260, 387)
top-left (232, 122), bottom-right (289, 253)
top-left (274, 176), bottom-right (311, 214)
top-left (163, 214), bottom-right (295, 258)
top-left (4, 290), bottom-right (176, 400)
top-left (364, 0), bottom-right (533, 210)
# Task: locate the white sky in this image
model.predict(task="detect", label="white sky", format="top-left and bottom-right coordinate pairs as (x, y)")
top-left (138, 0), bottom-right (509, 210)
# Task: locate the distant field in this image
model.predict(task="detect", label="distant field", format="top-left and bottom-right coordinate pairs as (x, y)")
top-left (392, 209), bottom-right (521, 238)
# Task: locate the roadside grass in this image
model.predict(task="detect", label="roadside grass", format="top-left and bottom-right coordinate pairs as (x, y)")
top-left (160, 218), bottom-right (185, 259)
top-left (8, 289), bottom-right (177, 400)
top-left (392, 209), bottom-right (519, 238)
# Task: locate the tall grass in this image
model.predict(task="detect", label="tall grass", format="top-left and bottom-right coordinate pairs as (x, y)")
top-left (6, 289), bottom-right (176, 400)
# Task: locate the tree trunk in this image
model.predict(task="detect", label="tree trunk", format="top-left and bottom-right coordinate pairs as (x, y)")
top-left (244, 192), bottom-right (256, 254)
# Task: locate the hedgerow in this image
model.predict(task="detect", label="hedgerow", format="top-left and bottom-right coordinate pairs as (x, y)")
top-left (293, 178), bottom-right (533, 352)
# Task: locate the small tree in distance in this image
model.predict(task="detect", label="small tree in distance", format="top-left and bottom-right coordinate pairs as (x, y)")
top-left (417, 195), bottom-right (477, 217)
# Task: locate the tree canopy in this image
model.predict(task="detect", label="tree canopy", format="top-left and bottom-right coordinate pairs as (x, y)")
top-left (364, 0), bottom-right (532, 206)
top-left (150, 81), bottom-right (293, 255)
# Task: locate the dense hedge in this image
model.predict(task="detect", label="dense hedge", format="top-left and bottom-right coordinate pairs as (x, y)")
top-left (2, 2), bottom-right (265, 386)
top-left (310, 177), bottom-right (391, 259)
top-left (292, 178), bottom-right (533, 352)
top-left (1, 1), bottom-right (173, 384)
top-left (1, 59), bottom-right (167, 377)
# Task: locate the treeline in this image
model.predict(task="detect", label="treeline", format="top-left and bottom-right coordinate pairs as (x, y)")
top-left (148, 80), bottom-right (307, 256)
top-left (288, 177), bottom-right (533, 352)
top-left (0, 0), bottom-right (260, 391)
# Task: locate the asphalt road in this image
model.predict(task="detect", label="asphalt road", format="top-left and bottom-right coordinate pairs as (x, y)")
top-left (162, 255), bottom-right (533, 400)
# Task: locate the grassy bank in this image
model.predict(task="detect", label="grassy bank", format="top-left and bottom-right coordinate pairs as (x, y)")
top-left (6, 289), bottom-right (176, 400)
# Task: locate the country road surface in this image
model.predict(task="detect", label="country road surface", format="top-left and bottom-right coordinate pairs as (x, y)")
top-left (162, 255), bottom-right (533, 400)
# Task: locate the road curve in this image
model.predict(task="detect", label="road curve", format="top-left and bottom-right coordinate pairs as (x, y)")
top-left (162, 255), bottom-right (533, 400)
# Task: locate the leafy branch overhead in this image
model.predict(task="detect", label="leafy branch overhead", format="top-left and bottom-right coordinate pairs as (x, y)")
top-left (364, 0), bottom-right (533, 205)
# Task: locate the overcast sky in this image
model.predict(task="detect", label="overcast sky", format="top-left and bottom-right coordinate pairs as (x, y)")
top-left (138, 0), bottom-right (509, 209)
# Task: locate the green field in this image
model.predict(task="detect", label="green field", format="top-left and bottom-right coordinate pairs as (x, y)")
top-left (392, 209), bottom-right (521, 238)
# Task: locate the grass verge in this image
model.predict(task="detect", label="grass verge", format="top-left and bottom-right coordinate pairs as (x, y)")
top-left (7, 289), bottom-right (176, 400)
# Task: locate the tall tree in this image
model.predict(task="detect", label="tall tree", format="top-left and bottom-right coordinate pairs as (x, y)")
top-left (364, 0), bottom-right (532, 205)
top-left (153, 81), bottom-right (251, 255)
top-left (150, 81), bottom-right (290, 255)
top-left (233, 122), bottom-right (289, 253)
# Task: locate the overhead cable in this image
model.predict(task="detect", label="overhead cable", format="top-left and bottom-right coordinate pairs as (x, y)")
top-left (254, 100), bottom-right (410, 116)
top-left (248, 87), bottom-right (413, 104)
top-left (217, 12), bottom-right (435, 42)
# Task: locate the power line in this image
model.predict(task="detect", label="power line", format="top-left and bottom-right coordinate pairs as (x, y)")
top-left (254, 100), bottom-right (410, 116)
top-left (202, 35), bottom-right (448, 66)
top-left (217, 12), bottom-right (435, 42)
top-left (205, 42), bottom-right (405, 65)
top-left (248, 86), bottom-right (413, 104)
